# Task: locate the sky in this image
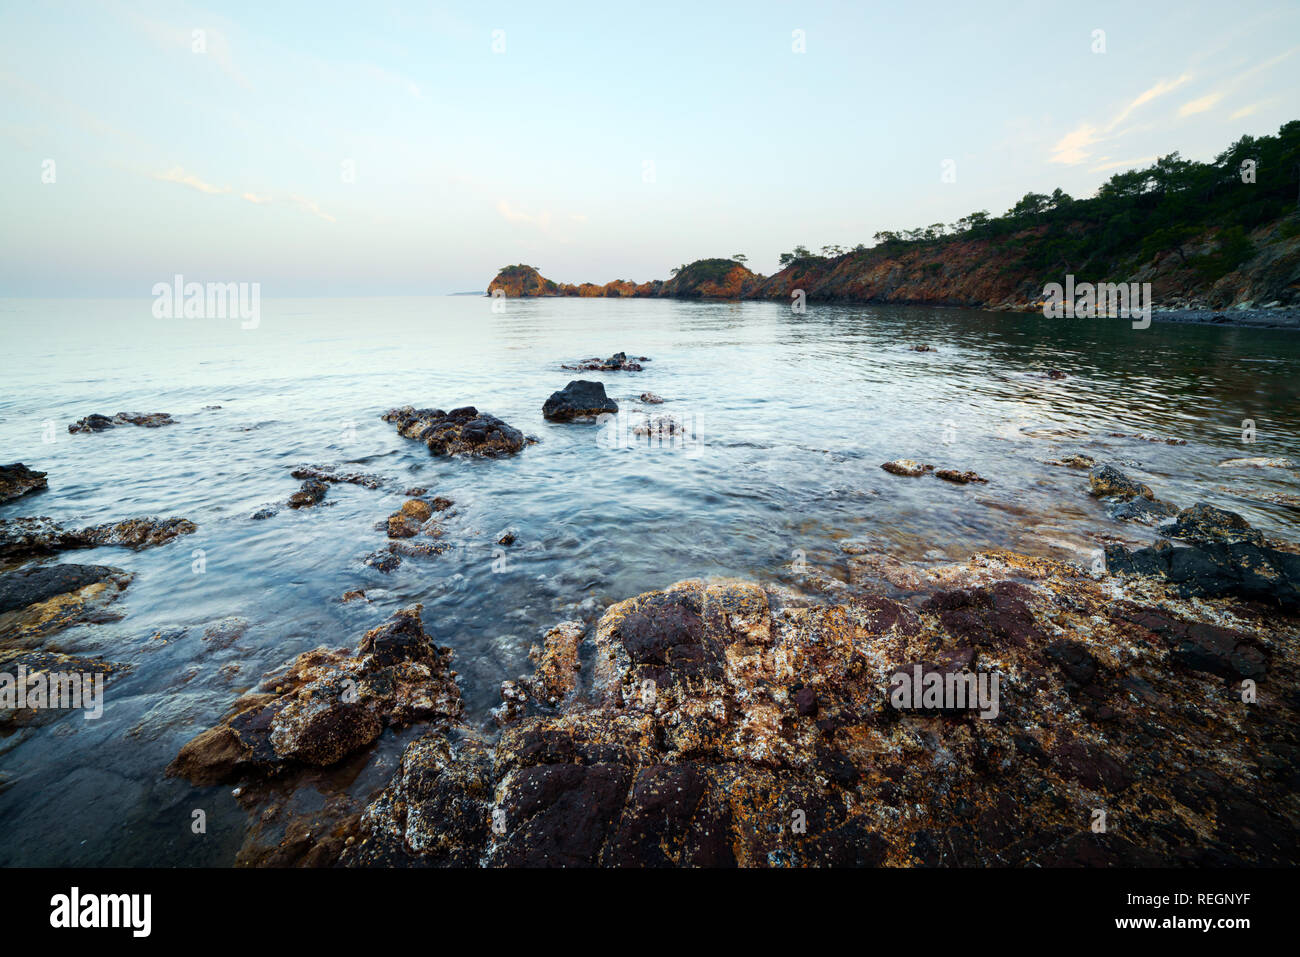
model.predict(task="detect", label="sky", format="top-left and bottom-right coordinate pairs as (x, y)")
top-left (1, 0), bottom-right (1298, 296)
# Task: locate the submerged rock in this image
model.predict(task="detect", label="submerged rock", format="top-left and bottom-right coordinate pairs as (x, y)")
top-left (1046, 453), bottom-right (1095, 469)
top-left (1088, 464), bottom-right (1154, 500)
top-left (382, 406), bottom-right (526, 457)
top-left (68, 412), bottom-right (175, 433)
top-left (0, 516), bottom-right (196, 559)
top-left (0, 463), bottom-right (47, 504)
top-left (1108, 497), bottom-right (1180, 524)
top-left (167, 605), bottom-right (462, 784)
top-left (288, 480), bottom-right (328, 509)
top-left (290, 465), bottom-right (386, 489)
top-left (562, 351), bottom-right (645, 372)
top-left (881, 459), bottom-right (933, 477)
top-left (1217, 457), bottom-right (1297, 470)
top-left (934, 469), bottom-right (988, 484)
top-left (542, 380), bottom-right (618, 422)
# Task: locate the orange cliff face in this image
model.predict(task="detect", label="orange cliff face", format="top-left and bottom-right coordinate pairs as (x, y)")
top-left (487, 217), bottom-right (1300, 311)
top-left (486, 259), bottom-right (757, 300)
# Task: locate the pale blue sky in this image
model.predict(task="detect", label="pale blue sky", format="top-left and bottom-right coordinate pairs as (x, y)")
top-left (1, 0), bottom-right (1298, 295)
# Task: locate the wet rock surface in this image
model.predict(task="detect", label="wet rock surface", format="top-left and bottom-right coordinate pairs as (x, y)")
top-left (167, 605), bottom-right (462, 784)
top-left (0, 564), bottom-right (133, 644)
top-left (562, 351), bottom-right (646, 372)
top-left (68, 412), bottom-right (175, 433)
top-left (0, 464), bottom-right (47, 504)
top-left (0, 516), bottom-right (197, 559)
top-left (542, 380), bottom-right (618, 422)
top-left (934, 469), bottom-right (988, 484)
top-left (0, 649), bottom-right (124, 731)
top-left (290, 465), bottom-right (387, 489)
top-left (332, 554), bottom-right (1300, 868)
top-left (881, 459), bottom-right (933, 477)
top-left (382, 406), bottom-right (526, 457)
top-left (1088, 464), bottom-right (1154, 500)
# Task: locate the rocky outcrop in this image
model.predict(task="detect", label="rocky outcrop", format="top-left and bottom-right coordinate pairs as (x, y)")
top-left (288, 480), bottom-right (328, 509)
top-left (0, 649), bottom-right (123, 731)
top-left (1088, 464), bottom-right (1154, 500)
top-left (881, 459), bottom-right (933, 477)
top-left (68, 412), bottom-right (175, 433)
top-left (290, 465), bottom-right (387, 489)
top-left (167, 605), bottom-right (462, 784)
top-left (382, 406), bottom-right (526, 457)
top-left (0, 564), bottom-right (133, 644)
top-left (0, 464), bottom-right (47, 503)
top-left (0, 516), bottom-right (196, 559)
top-left (338, 557), bottom-right (1300, 867)
top-left (1105, 504), bottom-right (1300, 607)
top-left (542, 380), bottom-right (618, 422)
top-left (561, 352), bottom-right (647, 372)
top-left (935, 469), bottom-right (988, 484)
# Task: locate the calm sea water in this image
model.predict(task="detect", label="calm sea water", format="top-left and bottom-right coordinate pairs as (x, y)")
top-left (2, 295), bottom-right (1298, 865)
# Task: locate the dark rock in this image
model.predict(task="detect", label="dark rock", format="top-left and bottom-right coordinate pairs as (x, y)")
top-left (1158, 502), bottom-right (1263, 545)
top-left (1105, 538), bottom-right (1300, 608)
top-left (0, 516), bottom-right (196, 559)
top-left (562, 351), bottom-right (644, 372)
top-left (0, 463), bottom-right (47, 503)
top-left (290, 465), bottom-right (386, 489)
top-left (1108, 497), bottom-right (1179, 524)
top-left (288, 480), bottom-right (328, 509)
top-left (0, 564), bottom-right (133, 642)
top-left (68, 412), bottom-right (175, 433)
top-left (167, 605), bottom-right (461, 783)
top-left (1045, 640), bottom-right (1098, 685)
top-left (881, 459), bottom-right (933, 477)
top-left (542, 380), bottom-right (618, 422)
top-left (934, 469), bottom-right (988, 484)
top-left (1088, 464), bottom-right (1154, 500)
top-left (382, 406), bottom-right (526, 457)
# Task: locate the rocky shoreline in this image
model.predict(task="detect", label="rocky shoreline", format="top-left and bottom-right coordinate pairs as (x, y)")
top-left (3, 369), bottom-right (1299, 868)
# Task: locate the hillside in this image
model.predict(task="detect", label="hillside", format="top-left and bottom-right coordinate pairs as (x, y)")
top-left (488, 122), bottom-right (1300, 313)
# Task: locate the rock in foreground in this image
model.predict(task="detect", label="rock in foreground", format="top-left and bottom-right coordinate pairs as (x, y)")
top-left (167, 605), bottom-right (461, 784)
top-left (382, 406), bottom-right (526, 457)
top-left (339, 554), bottom-right (1300, 867)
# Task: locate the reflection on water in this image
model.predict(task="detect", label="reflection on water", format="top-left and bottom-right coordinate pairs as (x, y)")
top-left (1, 295), bottom-right (1297, 864)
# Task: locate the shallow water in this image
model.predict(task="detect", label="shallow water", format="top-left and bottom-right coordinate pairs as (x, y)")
top-left (1, 295), bottom-right (1298, 865)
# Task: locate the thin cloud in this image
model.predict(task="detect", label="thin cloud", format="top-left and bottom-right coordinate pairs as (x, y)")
top-left (289, 194), bottom-right (336, 223)
top-left (154, 166), bottom-right (230, 194)
top-left (1050, 74), bottom-right (1192, 165)
top-left (1088, 155), bottom-right (1158, 173)
top-left (497, 199), bottom-right (552, 230)
top-left (1179, 92), bottom-right (1224, 116)
top-left (241, 192), bottom-right (273, 204)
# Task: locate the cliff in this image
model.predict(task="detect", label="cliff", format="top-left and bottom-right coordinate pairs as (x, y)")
top-left (487, 121), bottom-right (1300, 313)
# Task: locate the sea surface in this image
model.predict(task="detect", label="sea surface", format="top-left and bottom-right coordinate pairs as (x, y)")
top-left (1, 295), bottom-right (1298, 865)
